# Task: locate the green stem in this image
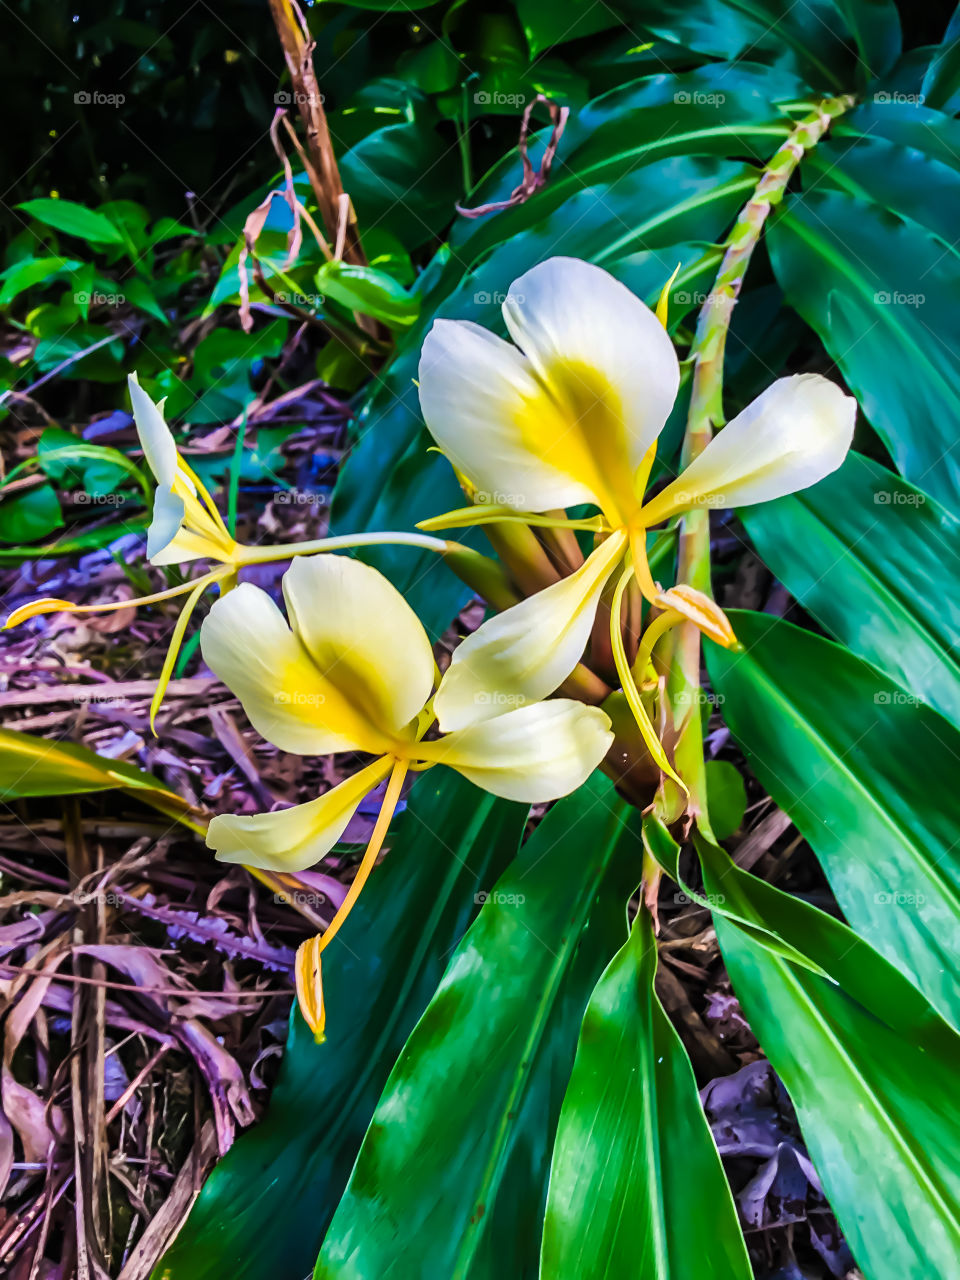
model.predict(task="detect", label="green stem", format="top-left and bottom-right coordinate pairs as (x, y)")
top-left (665, 93), bottom-right (854, 825)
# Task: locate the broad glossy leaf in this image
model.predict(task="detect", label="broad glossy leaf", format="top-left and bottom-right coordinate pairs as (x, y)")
top-left (699, 840), bottom-right (960, 1280)
top-left (17, 197), bottom-right (126, 245)
top-left (540, 909), bottom-right (751, 1280)
top-left (741, 453), bottom-right (960, 728)
top-left (768, 188), bottom-right (960, 511)
top-left (707, 610), bottom-right (960, 1027)
top-left (154, 774), bottom-right (527, 1280)
top-left (316, 773), bottom-right (641, 1279)
top-left (592, 0), bottom-right (898, 88)
top-left (921, 4), bottom-right (960, 109)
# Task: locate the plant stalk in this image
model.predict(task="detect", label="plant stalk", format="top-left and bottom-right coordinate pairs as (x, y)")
top-left (664, 94), bottom-right (855, 827)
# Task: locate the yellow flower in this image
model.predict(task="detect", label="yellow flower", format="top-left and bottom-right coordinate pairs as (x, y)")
top-left (199, 552), bottom-right (613, 1037)
top-left (416, 256), bottom-right (856, 777)
top-left (5, 375), bottom-right (448, 728)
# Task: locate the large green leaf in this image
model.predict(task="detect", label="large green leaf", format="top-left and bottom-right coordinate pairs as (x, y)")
top-left (17, 197), bottom-right (127, 245)
top-left (316, 773), bottom-right (641, 1279)
top-left (707, 611), bottom-right (960, 1027)
top-left (154, 773), bottom-right (527, 1280)
top-left (595, 0), bottom-right (898, 88)
top-left (740, 453), bottom-right (960, 728)
top-left (699, 841), bottom-right (960, 1280)
top-left (540, 909), bottom-right (751, 1280)
top-left (768, 187), bottom-right (960, 511)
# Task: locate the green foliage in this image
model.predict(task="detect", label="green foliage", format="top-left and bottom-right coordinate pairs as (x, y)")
top-left (11, 3), bottom-right (960, 1279)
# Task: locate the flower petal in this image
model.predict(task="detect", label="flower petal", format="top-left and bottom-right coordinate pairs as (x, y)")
top-left (128, 373), bottom-right (189, 561)
top-left (207, 757), bottom-right (392, 872)
top-left (434, 531), bottom-right (627, 732)
top-left (640, 374), bottom-right (857, 524)
top-left (200, 582), bottom-right (390, 755)
top-left (282, 555), bottom-right (435, 738)
top-left (502, 257), bottom-right (681, 511)
top-left (420, 701), bottom-right (613, 802)
top-left (419, 319), bottom-right (602, 514)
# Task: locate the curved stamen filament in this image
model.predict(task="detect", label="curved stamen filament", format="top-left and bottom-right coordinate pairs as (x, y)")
top-left (295, 756), bottom-right (410, 1041)
top-left (417, 506), bottom-right (609, 535)
top-left (236, 530), bottom-right (450, 565)
top-left (632, 608), bottom-right (683, 688)
top-left (609, 561), bottom-right (686, 793)
top-left (4, 569), bottom-right (228, 629)
top-left (628, 528), bottom-right (661, 605)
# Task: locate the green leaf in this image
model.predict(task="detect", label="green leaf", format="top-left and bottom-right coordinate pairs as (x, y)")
top-left (704, 759), bottom-right (747, 840)
top-left (0, 484), bottom-right (64, 543)
top-left (37, 427), bottom-right (144, 496)
top-left (741, 453), bottom-right (960, 729)
top-left (316, 773), bottom-right (641, 1279)
top-left (699, 839), bottom-right (960, 1280)
top-left (0, 726), bottom-right (196, 828)
top-left (541, 909), bottom-right (751, 1280)
top-left (708, 610), bottom-right (960, 1028)
top-left (315, 260), bottom-right (420, 329)
top-left (17, 198), bottom-right (126, 246)
top-left (768, 188), bottom-right (960, 511)
top-left (153, 773), bottom-right (528, 1280)
top-left (0, 256), bottom-right (84, 307)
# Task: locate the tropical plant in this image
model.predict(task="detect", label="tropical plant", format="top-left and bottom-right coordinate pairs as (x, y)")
top-left (5, 0), bottom-right (960, 1278)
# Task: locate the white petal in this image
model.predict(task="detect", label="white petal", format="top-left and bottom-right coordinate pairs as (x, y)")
top-left (421, 700), bottom-right (613, 803)
top-left (282, 555), bottom-right (435, 737)
top-left (200, 582), bottom-right (390, 755)
top-left (207, 757), bottom-right (392, 872)
top-left (434, 531), bottom-right (627, 732)
top-left (503, 257), bottom-right (680, 477)
top-left (641, 374), bottom-right (857, 523)
top-left (418, 319), bottom-right (601, 513)
top-left (128, 373), bottom-right (192, 562)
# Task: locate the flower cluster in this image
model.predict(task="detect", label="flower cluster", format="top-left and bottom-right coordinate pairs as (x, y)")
top-left (6, 256), bottom-right (856, 1036)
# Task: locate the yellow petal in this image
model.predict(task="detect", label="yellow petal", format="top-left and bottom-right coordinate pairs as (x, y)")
top-left (421, 700), bottom-right (613, 802)
top-left (200, 583), bottom-right (390, 755)
top-left (419, 319), bottom-right (603, 514)
top-left (206, 756), bottom-right (392, 871)
top-left (282, 555), bottom-right (435, 738)
top-left (501, 257), bottom-right (681, 519)
top-left (295, 935), bottom-right (326, 1041)
top-left (640, 374), bottom-right (856, 524)
top-left (655, 585), bottom-right (737, 648)
top-left (433, 531), bottom-right (627, 732)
